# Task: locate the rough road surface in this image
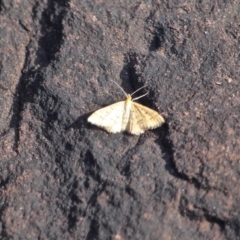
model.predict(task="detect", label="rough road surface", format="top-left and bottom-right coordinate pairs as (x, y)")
top-left (0, 1), bottom-right (240, 239)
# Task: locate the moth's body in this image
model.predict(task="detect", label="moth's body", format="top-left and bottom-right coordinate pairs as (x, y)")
top-left (88, 90), bottom-right (165, 135)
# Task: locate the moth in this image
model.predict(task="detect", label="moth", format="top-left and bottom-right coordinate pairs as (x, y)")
top-left (88, 81), bottom-right (165, 135)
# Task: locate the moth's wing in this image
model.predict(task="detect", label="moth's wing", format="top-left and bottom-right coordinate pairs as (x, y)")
top-left (127, 102), bottom-right (165, 135)
top-left (88, 101), bottom-right (128, 133)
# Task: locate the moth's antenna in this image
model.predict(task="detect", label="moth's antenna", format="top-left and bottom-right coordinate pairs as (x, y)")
top-left (109, 80), bottom-right (127, 96)
top-left (131, 85), bottom-right (147, 97)
top-left (132, 92), bottom-right (148, 101)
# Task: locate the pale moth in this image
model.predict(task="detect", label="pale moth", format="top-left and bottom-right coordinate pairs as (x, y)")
top-left (88, 81), bottom-right (165, 135)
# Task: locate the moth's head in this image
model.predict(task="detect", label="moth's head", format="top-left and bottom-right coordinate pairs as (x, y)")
top-left (126, 94), bottom-right (132, 101)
